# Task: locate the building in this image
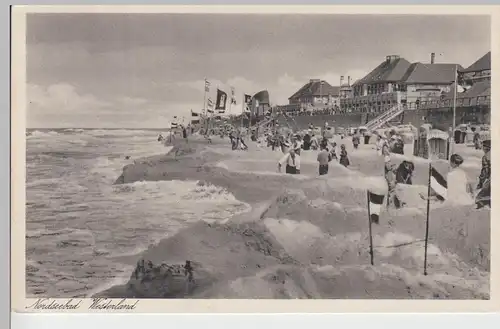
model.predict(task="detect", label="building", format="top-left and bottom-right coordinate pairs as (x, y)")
top-left (288, 79), bottom-right (341, 108)
top-left (251, 90), bottom-right (271, 117)
top-left (339, 76), bottom-right (354, 99)
top-left (342, 53), bottom-right (463, 114)
top-left (271, 52), bottom-right (490, 130)
top-left (418, 52), bottom-right (491, 125)
top-left (460, 51), bottom-right (491, 85)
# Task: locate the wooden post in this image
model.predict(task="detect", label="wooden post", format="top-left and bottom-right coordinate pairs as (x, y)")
top-left (366, 190), bottom-right (374, 266)
top-left (423, 162), bottom-right (432, 275)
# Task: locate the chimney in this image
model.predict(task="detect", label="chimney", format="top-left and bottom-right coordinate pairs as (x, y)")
top-left (340, 75), bottom-right (345, 86)
top-left (431, 53), bottom-right (435, 64)
top-left (348, 76), bottom-right (351, 86)
top-left (386, 55), bottom-right (400, 64)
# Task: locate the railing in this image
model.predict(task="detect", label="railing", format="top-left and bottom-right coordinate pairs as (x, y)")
top-left (365, 104), bottom-right (404, 132)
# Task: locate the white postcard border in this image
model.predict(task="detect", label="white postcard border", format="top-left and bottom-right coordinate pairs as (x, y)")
top-left (10, 4), bottom-right (500, 314)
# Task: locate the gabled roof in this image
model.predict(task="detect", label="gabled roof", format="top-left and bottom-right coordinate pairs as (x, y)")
top-left (402, 63), bottom-right (464, 84)
top-left (462, 52), bottom-right (491, 73)
top-left (289, 80), bottom-right (340, 100)
top-left (353, 57), bottom-right (412, 86)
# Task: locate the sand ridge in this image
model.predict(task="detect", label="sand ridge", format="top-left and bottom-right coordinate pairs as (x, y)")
top-left (98, 136), bottom-right (489, 299)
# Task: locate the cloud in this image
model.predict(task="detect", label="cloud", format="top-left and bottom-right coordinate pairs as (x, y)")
top-left (26, 69), bottom-right (373, 128)
top-left (25, 14), bottom-right (490, 128)
top-left (28, 83), bottom-right (111, 113)
top-left (118, 96), bottom-right (150, 107)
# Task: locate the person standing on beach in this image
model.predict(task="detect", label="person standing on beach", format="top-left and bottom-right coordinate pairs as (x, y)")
top-left (339, 144), bottom-right (350, 167)
top-left (317, 147), bottom-right (331, 176)
top-left (293, 134), bottom-right (303, 155)
top-left (384, 154), bottom-right (397, 207)
top-left (239, 129), bottom-right (248, 150)
top-left (320, 136), bottom-right (329, 150)
top-left (352, 130), bottom-right (360, 149)
top-left (278, 149), bottom-right (301, 174)
top-left (446, 154), bottom-right (473, 205)
top-left (303, 130), bottom-right (312, 151)
top-left (476, 139), bottom-right (491, 209)
top-left (182, 125), bottom-right (188, 143)
top-left (330, 142), bottom-right (338, 161)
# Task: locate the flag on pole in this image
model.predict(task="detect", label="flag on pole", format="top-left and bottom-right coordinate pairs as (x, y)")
top-left (207, 97), bottom-right (214, 108)
top-left (191, 110), bottom-right (200, 124)
top-left (205, 79), bottom-right (211, 92)
top-left (230, 87), bottom-right (237, 105)
top-left (367, 191), bottom-right (385, 224)
top-left (216, 88), bottom-right (228, 112)
top-left (429, 166), bottom-right (447, 200)
top-left (244, 94), bottom-right (252, 112)
top-left (171, 116), bottom-right (178, 129)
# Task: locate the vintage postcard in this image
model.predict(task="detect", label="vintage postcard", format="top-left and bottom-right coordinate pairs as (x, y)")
top-left (11, 5), bottom-right (500, 313)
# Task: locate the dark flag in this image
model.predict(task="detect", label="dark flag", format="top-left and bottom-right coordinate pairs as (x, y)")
top-left (230, 87), bottom-right (237, 105)
top-left (423, 163), bottom-right (448, 275)
top-left (191, 110), bottom-right (200, 124)
top-left (366, 190), bottom-right (384, 265)
top-left (430, 166), bottom-right (447, 200)
top-left (216, 89), bottom-right (228, 112)
top-left (367, 191), bottom-right (385, 224)
top-left (244, 94), bottom-right (252, 104)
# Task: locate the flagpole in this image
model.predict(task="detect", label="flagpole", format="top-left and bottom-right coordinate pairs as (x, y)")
top-left (450, 65), bottom-right (458, 158)
top-left (229, 95), bottom-right (233, 117)
top-left (241, 93), bottom-right (245, 129)
top-left (423, 162), bottom-right (432, 275)
top-left (204, 78), bottom-right (208, 135)
top-left (366, 190), bottom-right (375, 266)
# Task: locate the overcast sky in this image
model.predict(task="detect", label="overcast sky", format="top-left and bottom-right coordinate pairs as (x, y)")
top-left (26, 13), bottom-right (490, 128)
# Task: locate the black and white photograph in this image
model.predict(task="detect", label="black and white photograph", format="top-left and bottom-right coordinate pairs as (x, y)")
top-left (12, 6), bottom-right (495, 310)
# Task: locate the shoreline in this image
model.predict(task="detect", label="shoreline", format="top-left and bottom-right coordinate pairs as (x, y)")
top-left (94, 136), bottom-right (490, 299)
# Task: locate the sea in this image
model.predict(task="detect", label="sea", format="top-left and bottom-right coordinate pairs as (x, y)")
top-left (25, 128), bottom-right (249, 298)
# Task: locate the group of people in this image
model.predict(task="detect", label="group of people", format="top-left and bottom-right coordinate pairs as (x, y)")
top-left (158, 125), bottom-right (190, 144)
top-left (274, 128), bottom-right (351, 176)
top-left (228, 128), bottom-right (248, 150)
top-left (382, 137), bottom-right (491, 209)
top-left (272, 123), bottom-right (491, 210)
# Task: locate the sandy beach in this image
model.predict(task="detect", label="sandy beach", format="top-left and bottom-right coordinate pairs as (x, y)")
top-left (95, 135), bottom-right (490, 299)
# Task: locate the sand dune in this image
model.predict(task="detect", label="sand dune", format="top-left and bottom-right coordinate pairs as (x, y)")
top-left (98, 137), bottom-right (489, 299)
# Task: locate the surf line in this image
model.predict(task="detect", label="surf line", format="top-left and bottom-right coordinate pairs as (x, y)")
top-left (88, 298), bottom-right (140, 310)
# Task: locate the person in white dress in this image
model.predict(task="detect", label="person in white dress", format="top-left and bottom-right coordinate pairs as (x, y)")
top-left (278, 149), bottom-right (301, 174)
top-left (446, 154), bottom-right (473, 205)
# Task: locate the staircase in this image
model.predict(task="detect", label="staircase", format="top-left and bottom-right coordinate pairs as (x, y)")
top-left (365, 104), bottom-right (404, 132)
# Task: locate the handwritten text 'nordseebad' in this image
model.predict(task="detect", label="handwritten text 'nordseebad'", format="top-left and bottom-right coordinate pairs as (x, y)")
top-left (26, 298), bottom-right (140, 310)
